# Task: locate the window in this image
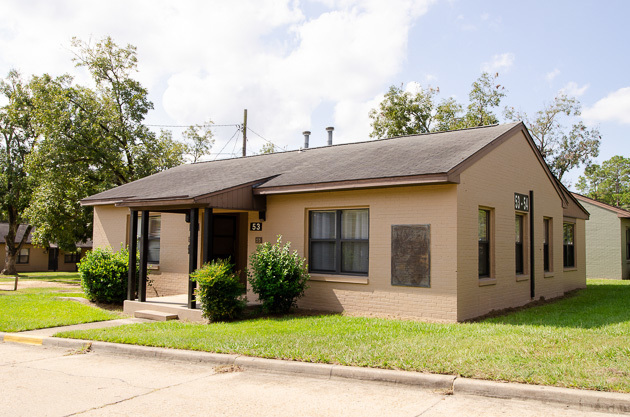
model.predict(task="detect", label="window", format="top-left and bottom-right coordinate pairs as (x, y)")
top-left (64, 249), bottom-right (82, 264)
top-left (16, 248), bottom-right (29, 264)
top-left (563, 222), bottom-right (575, 268)
top-left (626, 228), bottom-right (630, 260)
top-left (138, 215), bottom-right (161, 264)
top-left (543, 218), bottom-right (551, 272)
top-left (309, 209), bottom-right (369, 275)
top-left (515, 215), bottom-right (524, 274)
top-left (478, 209), bottom-right (491, 278)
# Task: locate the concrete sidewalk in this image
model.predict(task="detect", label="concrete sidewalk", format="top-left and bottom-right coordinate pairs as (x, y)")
top-left (2, 321), bottom-right (630, 415)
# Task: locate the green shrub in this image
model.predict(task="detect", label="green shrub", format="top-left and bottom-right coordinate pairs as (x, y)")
top-left (247, 236), bottom-right (309, 314)
top-left (78, 246), bottom-right (132, 304)
top-left (191, 259), bottom-right (246, 322)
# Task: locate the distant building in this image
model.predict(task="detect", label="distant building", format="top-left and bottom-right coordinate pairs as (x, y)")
top-left (83, 122), bottom-right (588, 322)
top-left (573, 194), bottom-right (630, 279)
top-left (0, 223), bottom-right (91, 272)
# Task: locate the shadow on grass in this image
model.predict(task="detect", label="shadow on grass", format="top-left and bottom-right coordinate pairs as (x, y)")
top-left (484, 282), bottom-right (630, 329)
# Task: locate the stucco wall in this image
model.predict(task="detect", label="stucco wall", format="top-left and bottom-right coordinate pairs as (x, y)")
top-left (579, 200), bottom-right (623, 279)
top-left (456, 130), bottom-right (586, 321)
top-left (251, 185), bottom-right (459, 322)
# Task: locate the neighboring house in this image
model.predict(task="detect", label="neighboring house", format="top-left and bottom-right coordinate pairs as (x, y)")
top-left (82, 122), bottom-right (589, 322)
top-left (0, 223), bottom-right (91, 272)
top-left (572, 193), bottom-right (630, 279)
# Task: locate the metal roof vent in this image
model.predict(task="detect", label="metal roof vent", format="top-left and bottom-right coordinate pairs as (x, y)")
top-left (302, 131), bottom-right (311, 149)
top-left (326, 127), bottom-right (334, 146)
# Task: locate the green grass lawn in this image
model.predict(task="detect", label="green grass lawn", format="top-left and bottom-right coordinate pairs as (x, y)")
top-left (57, 279), bottom-right (630, 392)
top-left (0, 287), bottom-right (122, 332)
top-left (0, 271), bottom-right (81, 284)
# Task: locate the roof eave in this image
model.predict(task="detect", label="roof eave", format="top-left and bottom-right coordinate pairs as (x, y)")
top-left (254, 173), bottom-right (456, 195)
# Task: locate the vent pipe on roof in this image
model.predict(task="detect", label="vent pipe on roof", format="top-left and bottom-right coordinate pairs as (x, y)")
top-left (302, 131), bottom-right (311, 149)
top-left (326, 126), bottom-right (334, 146)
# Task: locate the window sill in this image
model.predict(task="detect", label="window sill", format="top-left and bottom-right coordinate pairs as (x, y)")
top-left (544, 272), bottom-right (554, 278)
top-left (309, 274), bottom-right (368, 285)
top-left (148, 264), bottom-right (160, 270)
top-left (563, 267), bottom-right (578, 272)
top-left (515, 274), bottom-right (529, 282)
top-left (478, 278), bottom-right (496, 287)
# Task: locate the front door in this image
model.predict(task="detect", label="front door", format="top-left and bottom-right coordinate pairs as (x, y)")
top-left (48, 248), bottom-right (59, 271)
top-left (212, 215), bottom-right (237, 265)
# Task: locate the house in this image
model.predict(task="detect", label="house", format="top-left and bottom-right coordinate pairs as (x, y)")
top-left (572, 193), bottom-right (630, 279)
top-left (0, 223), bottom-right (91, 272)
top-left (82, 122), bottom-right (589, 322)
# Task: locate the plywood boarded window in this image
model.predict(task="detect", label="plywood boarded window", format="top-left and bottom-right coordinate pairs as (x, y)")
top-left (391, 225), bottom-right (430, 287)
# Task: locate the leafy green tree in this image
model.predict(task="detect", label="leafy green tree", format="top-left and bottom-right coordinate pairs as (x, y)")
top-left (259, 142), bottom-right (277, 154)
top-left (463, 72), bottom-right (505, 127)
top-left (182, 121), bottom-right (214, 163)
top-left (368, 72), bottom-right (506, 138)
top-left (505, 94), bottom-right (600, 182)
top-left (25, 36), bottom-right (186, 250)
top-left (576, 156), bottom-right (630, 208)
top-left (0, 70), bottom-right (37, 275)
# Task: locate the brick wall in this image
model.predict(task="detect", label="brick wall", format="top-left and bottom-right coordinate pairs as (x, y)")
top-left (579, 200), bottom-right (623, 279)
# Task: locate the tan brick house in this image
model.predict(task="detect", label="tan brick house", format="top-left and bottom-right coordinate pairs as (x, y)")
top-left (572, 193), bottom-right (630, 279)
top-left (0, 223), bottom-right (90, 272)
top-left (82, 122), bottom-right (588, 322)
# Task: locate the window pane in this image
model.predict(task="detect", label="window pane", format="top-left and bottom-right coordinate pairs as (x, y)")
top-left (479, 242), bottom-right (489, 277)
top-left (515, 216), bottom-right (522, 243)
top-left (341, 209), bottom-right (369, 239)
top-left (311, 241), bottom-right (336, 271)
top-left (563, 223), bottom-right (574, 245)
top-left (147, 240), bottom-right (160, 264)
top-left (478, 210), bottom-right (489, 241)
top-left (543, 219), bottom-right (549, 244)
top-left (311, 211), bottom-right (336, 239)
top-left (341, 241), bottom-right (368, 273)
top-left (149, 217), bottom-right (161, 239)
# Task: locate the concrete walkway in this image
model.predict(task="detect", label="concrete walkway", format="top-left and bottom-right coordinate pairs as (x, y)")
top-left (1, 319), bottom-right (630, 414)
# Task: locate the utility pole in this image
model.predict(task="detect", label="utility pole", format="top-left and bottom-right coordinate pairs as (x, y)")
top-left (242, 109), bottom-right (247, 157)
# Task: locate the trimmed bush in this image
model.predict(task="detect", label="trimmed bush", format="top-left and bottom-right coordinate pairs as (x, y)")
top-left (248, 236), bottom-right (309, 314)
top-left (191, 259), bottom-right (245, 322)
top-left (78, 246), bottom-right (132, 304)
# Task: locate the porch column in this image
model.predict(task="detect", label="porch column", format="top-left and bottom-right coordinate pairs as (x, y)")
top-left (188, 207), bottom-right (199, 309)
top-left (127, 210), bottom-right (138, 300)
top-left (202, 208), bottom-right (213, 264)
top-left (138, 210), bottom-right (149, 302)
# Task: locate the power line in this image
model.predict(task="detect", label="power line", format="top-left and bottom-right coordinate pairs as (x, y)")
top-left (146, 123), bottom-right (239, 128)
top-left (246, 127), bottom-right (287, 151)
top-left (213, 127), bottom-right (241, 161)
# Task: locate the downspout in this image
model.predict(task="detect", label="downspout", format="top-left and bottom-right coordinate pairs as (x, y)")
top-left (530, 190), bottom-right (535, 299)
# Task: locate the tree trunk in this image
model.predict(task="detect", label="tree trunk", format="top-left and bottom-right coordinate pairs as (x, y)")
top-left (1, 245), bottom-right (17, 275)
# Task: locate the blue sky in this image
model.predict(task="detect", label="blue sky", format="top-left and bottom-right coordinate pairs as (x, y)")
top-left (0, 0), bottom-right (628, 188)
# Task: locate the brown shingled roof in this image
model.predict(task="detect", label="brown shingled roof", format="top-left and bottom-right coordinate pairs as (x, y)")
top-left (82, 122), bottom-right (522, 205)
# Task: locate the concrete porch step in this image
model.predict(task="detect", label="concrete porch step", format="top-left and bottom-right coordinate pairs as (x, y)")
top-left (134, 310), bottom-right (179, 321)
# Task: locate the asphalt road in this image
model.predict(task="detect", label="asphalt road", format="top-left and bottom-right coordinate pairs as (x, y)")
top-left (0, 342), bottom-right (616, 417)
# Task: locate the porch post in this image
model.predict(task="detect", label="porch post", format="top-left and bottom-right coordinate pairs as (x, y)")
top-left (188, 207), bottom-right (199, 309)
top-left (203, 208), bottom-right (213, 264)
top-left (127, 210), bottom-right (138, 300)
top-left (138, 210), bottom-right (149, 302)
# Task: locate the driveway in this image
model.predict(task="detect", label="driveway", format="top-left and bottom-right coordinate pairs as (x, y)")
top-left (0, 342), bottom-right (614, 417)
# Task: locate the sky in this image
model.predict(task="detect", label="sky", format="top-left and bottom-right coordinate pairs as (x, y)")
top-left (0, 0), bottom-right (628, 188)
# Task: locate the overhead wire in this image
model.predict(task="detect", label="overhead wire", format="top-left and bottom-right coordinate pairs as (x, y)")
top-left (212, 127), bottom-right (241, 161)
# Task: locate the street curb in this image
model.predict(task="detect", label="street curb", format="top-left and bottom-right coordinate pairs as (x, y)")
top-left (453, 378), bottom-right (630, 414)
top-left (3, 332), bottom-right (630, 413)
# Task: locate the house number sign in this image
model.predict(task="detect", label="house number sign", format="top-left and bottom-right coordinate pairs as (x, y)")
top-left (514, 193), bottom-right (529, 212)
top-left (250, 222), bottom-right (263, 231)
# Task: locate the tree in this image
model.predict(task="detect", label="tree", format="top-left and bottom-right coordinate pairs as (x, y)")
top-left (0, 71), bottom-right (37, 275)
top-left (25, 37), bottom-right (186, 250)
top-left (368, 72), bottom-right (505, 139)
top-left (505, 94), bottom-right (600, 182)
top-left (259, 142), bottom-right (277, 154)
top-left (182, 121), bottom-right (214, 163)
top-left (576, 156), bottom-right (630, 208)
top-left (463, 72), bottom-right (505, 127)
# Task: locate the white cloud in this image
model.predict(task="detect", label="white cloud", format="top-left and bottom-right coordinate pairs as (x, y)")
top-left (583, 87), bottom-right (630, 124)
top-left (481, 53), bottom-right (515, 74)
top-left (0, 0), bottom-right (435, 153)
top-left (545, 68), bottom-right (560, 82)
top-left (560, 81), bottom-right (589, 97)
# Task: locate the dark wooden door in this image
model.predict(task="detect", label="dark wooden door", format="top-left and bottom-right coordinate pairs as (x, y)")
top-left (48, 248), bottom-right (59, 271)
top-left (212, 215), bottom-right (237, 265)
